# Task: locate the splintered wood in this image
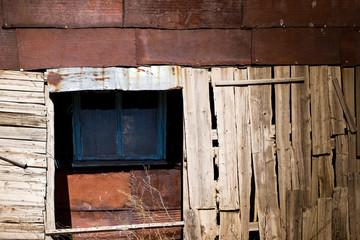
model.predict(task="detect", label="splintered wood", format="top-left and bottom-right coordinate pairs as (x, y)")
top-left (0, 70), bottom-right (47, 239)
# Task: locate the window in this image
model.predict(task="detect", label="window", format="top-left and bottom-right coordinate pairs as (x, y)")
top-left (72, 91), bottom-right (167, 166)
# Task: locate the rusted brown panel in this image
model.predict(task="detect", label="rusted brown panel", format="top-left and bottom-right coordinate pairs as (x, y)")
top-left (67, 172), bottom-right (132, 211)
top-left (131, 169), bottom-right (182, 210)
top-left (340, 30), bottom-right (360, 66)
top-left (125, 0), bottom-right (242, 29)
top-left (0, 28), bottom-right (19, 70)
top-left (252, 28), bottom-right (343, 65)
top-left (137, 29), bottom-right (251, 66)
top-left (0, 0), bottom-right (3, 26)
top-left (2, 0), bottom-right (122, 28)
top-left (243, 0), bottom-right (360, 28)
top-left (17, 28), bottom-right (137, 70)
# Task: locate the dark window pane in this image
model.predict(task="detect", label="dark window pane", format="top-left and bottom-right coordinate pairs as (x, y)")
top-left (122, 108), bottom-right (158, 156)
top-left (80, 93), bottom-right (117, 157)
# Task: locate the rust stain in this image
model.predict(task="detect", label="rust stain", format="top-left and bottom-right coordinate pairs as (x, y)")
top-left (94, 77), bottom-right (109, 81)
top-left (137, 69), bottom-right (146, 73)
top-left (47, 72), bottom-right (63, 89)
top-left (93, 72), bottom-right (98, 77)
top-left (176, 66), bottom-right (180, 87)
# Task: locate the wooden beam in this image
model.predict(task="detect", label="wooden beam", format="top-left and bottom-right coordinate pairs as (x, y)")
top-left (332, 77), bottom-right (357, 133)
top-left (0, 155), bottom-right (27, 168)
top-left (215, 77), bottom-right (304, 86)
top-left (46, 221), bottom-right (184, 235)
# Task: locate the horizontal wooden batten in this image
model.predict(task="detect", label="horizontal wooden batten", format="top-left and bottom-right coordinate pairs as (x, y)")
top-left (17, 28), bottom-right (137, 70)
top-left (124, 0), bottom-right (242, 29)
top-left (46, 221), bottom-right (184, 235)
top-left (2, 0), bottom-right (123, 28)
top-left (252, 28), bottom-right (349, 65)
top-left (243, 0), bottom-right (360, 28)
top-left (215, 77), bottom-right (304, 86)
top-left (0, 126), bottom-right (46, 142)
top-left (45, 66), bottom-right (183, 92)
top-left (0, 112), bottom-right (46, 128)
top-left (137, 29), bottom-right (251, 66)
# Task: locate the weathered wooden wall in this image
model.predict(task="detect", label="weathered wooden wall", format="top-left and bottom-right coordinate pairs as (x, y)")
top-left (1, 0), bottom-right (360, 70)
top-left (0, 71), bottom-right (48, 239)
top-left (182, 66), bottom-right (360, 239)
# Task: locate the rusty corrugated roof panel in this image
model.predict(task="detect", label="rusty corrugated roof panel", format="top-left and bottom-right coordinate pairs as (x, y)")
top-left (45, 66), bottom-right (183, 93)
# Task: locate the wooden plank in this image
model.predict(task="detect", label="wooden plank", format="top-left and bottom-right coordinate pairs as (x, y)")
top-left (248, 67), bottom-right (281, 239)
top-left (46, 66), bottom-right (183, 92)
top-left (184, 209), bottom-right (201, 240)
top-left (317, 155), bottom-right (334, 198)
top-left (0, 138), bottom-right (46, 154)
top-left (219, 211), bottom-right (241, 240)
top-left (291, 65), bottom-right (312, 206)
top-left (302, 206), bottom-right (318, 240)
top-left (234, 68), bottom-right (252, 239)
top-left (310, 66), bottom-right (331, 155)
top-left (340, 30), bottom-right (360, 66)
top-left (0, 222), bottom-right (44, 232)
top-left (0, 29), bottom-right (19, 70)
top-left (182, 68), bottom-right (215, 209)
top-left (183, 121), bottom-right (190, 214)
top-left (198, 209), bottom-right (218, 240)
top-left (0, 101), bottom-right (46, 116)
top-left (243, 0), bottom-right (360, 28)
top-left (332, 188), bottom-right (349, 240)
top-left (357, 67), bottom-right (360, 157)
top-left (0, 112), bottom-right (46, 128)
top-left (332, 75), bottom-right (357, 133)
top-left (0, 126), bottom-right (46, 142)
top-left (45, 85), bottom-right (55, 233)
top-left (0, 231), bottom-right (43, 239)
top-left (286, 190), bottom-right (303, 240)
top-left (0, 180), bottom-right (45, 192)
top-left (348, 172), bottom-right (360, 239)
top-left (274, 66), bottom-right (291, 238)
top-left (328, 66), bottom-right (345, 135)
top-left (0, 151), bottom-right (46, 168)
top-left (2, 0), bottom-right (122, 28)
top-left (335, 135), bottom-right (349, 188)
top-left (252, 28), bottom-right (342, 65)
top-left (125, 0), bottom-right (242, 29)
top-left (212, 68), bottom-right (239, 210)
top-left (17, 28), bottom-right (137, 70)
top-left (317, 198), bottom-right (332, 240)
top-left (0, 90), bottom-right (45, 104)
top-left (137, 29), bottom-right (251, 66)
top-left (0, 78), bottom-right (44, 92)
top-left (215, 77), bottom-right (304, 86)
top-left (0, 71), bottom-right (43, 81)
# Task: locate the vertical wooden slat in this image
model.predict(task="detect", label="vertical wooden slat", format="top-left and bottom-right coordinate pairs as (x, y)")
top-left (198, 209), bottom-right (218, 240)
top-left (317, 198), bottom-right (332, 240)
top-left (328, 66), bottom-right (346, 135)
top-left (348, 172), bottom-right (360, 239)
top-left (317, 154), bottom-right (334, 198)
top-left (248, 67), bottom-right (281, 240)
top-left (274, 66), bottom-right (291, 238)
top-left (184, 209), bottom-right (202, 240)
top-left (332, 187), bottom-right (349, 240)
top-left (219, 211), bottom-right (241, 240)
top-left (291, 65), bottom-right (312, 206)
top-left (234, 68), bottom-right (252, 239)
top-left (342, 68), bottom-right (359, 172)
top-left (335, 135), bottom-right (349, 188)
top-left (182, 68), bottom-right (215, 209)
top-left (286, 190), bottom-right (303, 240)
top-left (183, 121), bottom-right (190, 214)
top-left (356, 67), bottom-right (360, 157)
top-left (212, 68), bottom-right (239, 210)
top-left (45, 85), bottom-right (55, 234)
top-left (302, 206), bottom-right (318, 240)
top-left (310, 66), bottom-right (331, 155)
top-left (310, 156), bottom-right (319, 206)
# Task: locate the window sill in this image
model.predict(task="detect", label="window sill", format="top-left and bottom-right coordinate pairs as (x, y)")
top-left (72, 159), bottom-right (168, 167)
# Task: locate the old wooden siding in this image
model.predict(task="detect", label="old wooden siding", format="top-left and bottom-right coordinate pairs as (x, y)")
top-left (182, 65), bottom-right (360, 240)
top-left (0, 70), bottom-right (47, 239)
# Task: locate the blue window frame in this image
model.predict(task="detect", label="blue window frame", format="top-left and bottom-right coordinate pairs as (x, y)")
top-left (72, 91), bottom-right (167, 166)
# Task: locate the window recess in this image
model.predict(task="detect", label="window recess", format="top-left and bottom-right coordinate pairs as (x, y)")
top-left (72, 91), bottom-right (167, 167)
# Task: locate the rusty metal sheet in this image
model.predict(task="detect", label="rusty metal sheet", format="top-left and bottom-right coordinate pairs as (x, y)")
top-left (243, 0), bottom-right (360, 28)
top-left (45, 66), bottom-right (183, 92)
top-left (17, 28), bottom-right (137, 70)
top-left (0, 29), bottom-right (19, 70)
top-left (2, 0), bottom-right (122, 28)
top-left (67, 172), bottom-right (132, 211)
top-left (340, 30), bottom-right (360, 66)
top-left (136, 29), bottom-right (251, 66)
top-left (125, 0), bottom-right (242, 29)
top-left (252, 28), bottom-right (343, 65)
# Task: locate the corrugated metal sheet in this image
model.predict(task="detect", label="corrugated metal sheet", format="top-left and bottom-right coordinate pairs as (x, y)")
top-left (45, 66), bottom-right (183, 92)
